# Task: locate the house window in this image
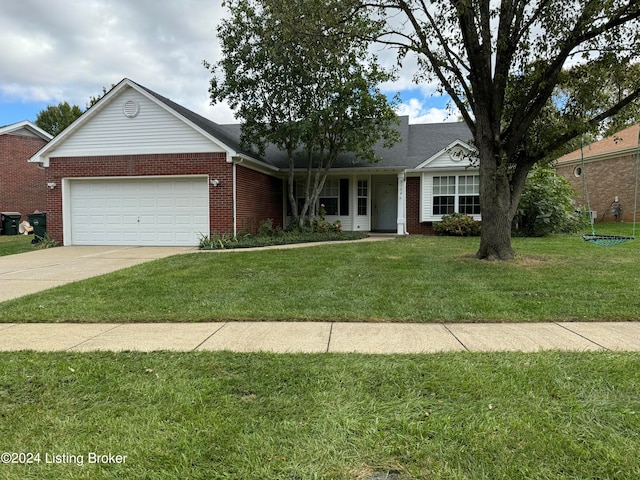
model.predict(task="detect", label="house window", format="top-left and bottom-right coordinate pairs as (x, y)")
top-left (357, 180), bottom-right (368, 215)
top-left (433, 176), bottom-right (456, 215)
top-left (432, 175), bottom-right (480, 216)
top-left (458, 175), bottom-right (480, 215)
top-left (294, 178), bottom-right (349, 216)
top-left (319, 178), bottom-right (339, 215)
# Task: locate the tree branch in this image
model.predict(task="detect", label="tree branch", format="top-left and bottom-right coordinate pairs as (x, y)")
top-left (504, 0), bottom-right (640, 148)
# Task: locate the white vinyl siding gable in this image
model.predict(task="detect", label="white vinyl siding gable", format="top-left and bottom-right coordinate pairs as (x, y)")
top-left (46, 88), bottom-right (226, 157)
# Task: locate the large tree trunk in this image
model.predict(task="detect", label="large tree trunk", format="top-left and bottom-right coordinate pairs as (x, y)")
top-left (475, 140), bottom-right (516, 261)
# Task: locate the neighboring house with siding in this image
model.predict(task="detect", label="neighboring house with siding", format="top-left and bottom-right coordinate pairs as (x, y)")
top-left (555, 123), bottom-right (640, 223)
top-left (30, 78), bottom-right (477, 246)
top-left (0, 121), bottom-right (52, 225)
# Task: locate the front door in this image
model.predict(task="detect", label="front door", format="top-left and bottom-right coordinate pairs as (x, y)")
top-left (373, 180), bottom-right (397, 232)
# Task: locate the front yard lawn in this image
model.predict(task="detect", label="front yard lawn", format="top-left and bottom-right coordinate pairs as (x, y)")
top-left (0, 235), bottom-right (35, 257)
top-left (1, 350), bottom-right (639, 480)
top-left (0, 232), bottom-right (639, 322)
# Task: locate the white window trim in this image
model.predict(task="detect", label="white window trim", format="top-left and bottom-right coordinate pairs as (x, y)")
top-left (421, 172), bottom-right (481, 222)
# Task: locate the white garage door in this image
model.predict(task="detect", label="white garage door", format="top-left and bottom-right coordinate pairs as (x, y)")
top-left (69, 177), bottom-right (209, 246)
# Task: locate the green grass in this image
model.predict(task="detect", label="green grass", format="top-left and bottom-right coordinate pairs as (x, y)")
top-left (1, 226), bottom-right (639, 322)
top-left (0, 235), bottom-right (36, 257)
top-left (0, 350), bottom-right (639, 479)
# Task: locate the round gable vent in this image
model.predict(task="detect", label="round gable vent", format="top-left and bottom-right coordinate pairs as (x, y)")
top-left (123, 100), bottom-right (140, 118)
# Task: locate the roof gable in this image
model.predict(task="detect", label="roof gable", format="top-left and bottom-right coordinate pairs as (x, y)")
top-left (30, 78), bottom-right (255, 166)
top-left (413, 139), bottom-right (477, 170)
top-left (0, 121), bottom-right (52, 141)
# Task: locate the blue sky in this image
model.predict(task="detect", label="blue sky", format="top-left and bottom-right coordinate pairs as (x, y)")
top-left (0, 1), bottom-right (458, 128)
top-left (0, 100), bottom-right (49, 126)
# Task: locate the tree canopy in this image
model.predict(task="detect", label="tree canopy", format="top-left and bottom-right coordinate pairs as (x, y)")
top-left (35, 102), bottom-right (83, 136)
top-left (35, 85), bottom-right (117, 137)
top-left (207, 0), bottom-right (399, 227)
top-left (366, 0), bottom-right (640, 259)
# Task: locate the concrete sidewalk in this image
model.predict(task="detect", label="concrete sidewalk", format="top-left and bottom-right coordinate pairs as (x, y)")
top-left (1, 321), bottom-right (639, 353)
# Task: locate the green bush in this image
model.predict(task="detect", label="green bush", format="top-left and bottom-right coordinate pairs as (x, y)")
top-left (434, 213), bottom-right (481, 236)
top-left (513, 166), bottom-right (587, 237)
top-left (257, 218), bottom-right (276, 236)
top-left (198, 230), bottom-right (367, 250)
top-left (33, 233), bottom-right (60, 249)
top-left (198, 232), bottom-right (237, 249)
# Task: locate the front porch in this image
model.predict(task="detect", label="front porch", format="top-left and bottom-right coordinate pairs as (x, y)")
top-left (286, 171), bottom-right (408, 235)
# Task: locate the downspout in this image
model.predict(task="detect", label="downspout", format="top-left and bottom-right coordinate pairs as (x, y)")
top-left (397, 171), bottom-right (407, 235)
top-left (232, 160), bottom-right (237, 238)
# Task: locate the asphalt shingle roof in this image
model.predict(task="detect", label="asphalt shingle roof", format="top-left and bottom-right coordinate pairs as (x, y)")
top-left (134, 79), bottom-right (472, 171)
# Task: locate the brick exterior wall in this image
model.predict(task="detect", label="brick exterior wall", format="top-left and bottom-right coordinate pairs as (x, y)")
top-left (406, 176), bottom-right (435, 235)
top-left (0, 133), bottom-right (48, 221)
top-left (46, 153), bottom-right (231, 244)
top-left (235, 165), bottom-right (284, 233)
top-left (45, 153), bottom-right (285, 244)
top-left (556, 154), bottom-right (637, 223)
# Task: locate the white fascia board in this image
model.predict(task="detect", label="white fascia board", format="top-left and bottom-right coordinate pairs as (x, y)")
top-left (232, 154), bottom-right (280, 174)
top-left (406, 165), bottom-right (479, 174)
top-left (0, 120), bottom-right (53, 141)
top-left (287, 166), bottom-right (407, 175)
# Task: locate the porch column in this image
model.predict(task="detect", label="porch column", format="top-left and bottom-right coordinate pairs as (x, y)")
top-left (397, 172), bottom-right (407, 235)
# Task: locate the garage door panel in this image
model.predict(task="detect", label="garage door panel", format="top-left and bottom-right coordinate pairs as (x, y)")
top-left (70, 177), bottom-right (209, 246)
top-left (89, 198), bottom-right (107, 209)
top-left (121, 232), bottom-right (140, 242)
top-left (174, 197), bottom-right (193, 208)
top-left (106, 232), bottom-right (123, 241)
top-left (88, 215), bottom-right (107, 225)
top-left (174, 216), bottom-right (194, 226)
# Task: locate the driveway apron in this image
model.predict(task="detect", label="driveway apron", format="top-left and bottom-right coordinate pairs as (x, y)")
top-left (0, 246), bottom-right (194, 302)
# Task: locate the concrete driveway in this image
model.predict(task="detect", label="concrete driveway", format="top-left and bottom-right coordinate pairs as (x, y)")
top-left (0, 246), bottom-right (194, 302)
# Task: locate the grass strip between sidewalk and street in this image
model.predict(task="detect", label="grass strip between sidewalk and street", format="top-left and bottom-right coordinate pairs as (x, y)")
top-left (1, 350), bottom-right (639, 479)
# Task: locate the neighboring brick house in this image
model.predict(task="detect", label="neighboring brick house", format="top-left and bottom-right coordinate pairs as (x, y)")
top-left (555, 124), bottom-right (640, 223)
top-left (0, 121), bottom-right (52, 225)
top-left (30, 78), bottom-right (476, 246)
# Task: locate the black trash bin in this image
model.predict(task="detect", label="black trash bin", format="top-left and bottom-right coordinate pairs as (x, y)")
top-left (28, 212), bottom-right (47, 242)
top-left (1, 213), bottom-right (21, 236)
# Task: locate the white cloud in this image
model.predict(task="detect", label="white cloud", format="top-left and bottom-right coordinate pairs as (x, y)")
top-left (396, 98), bottom-right (462, 124)
top-left (0, 0), bottom-right (230, 118)
top-left (0, 0), bottom-right (458, 126)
